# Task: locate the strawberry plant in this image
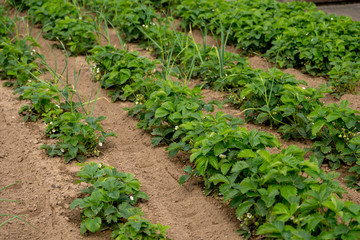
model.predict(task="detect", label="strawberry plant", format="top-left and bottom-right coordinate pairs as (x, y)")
top-left (0, 5), bottom-right (14, 40)
top-left (41, 112), bottom-right (117, 162)
top-left (83, 0), bottom-right (159, 42)
top-left (126, 79), bottom-right (216, 147)
top-left (275, 84), bottom-right (330, 140)
top-left (70, 162), bottom-right (170, 238)
top-left (7, 0), bottom-right (45, 11)
top-left (239, 69), bottom-right (305, 126)
top-left (346, 136), bottom-right (360, 190)
top-left (0, 36), bottom-right (42, 89)
top-left (43, 16), bottom-right (97, 56)
top-left (167, 111), bottom-right (244, 159)
top-left (15, 81), bottom-right (62, 122)
top-left (87, 45), bottom-right (159, 101)
top-left (328, 59), bottom-right (360, 97)
top-left (32, 0), bottom-right (80, 28)
top-left (111, 214), bottom-right (170, 240)
top-left (309, 100), bottom-right (360, 170)
top-left (188, 120), bottom-right (281, 193)
top-left (70, 162), bottom-right (148, 234)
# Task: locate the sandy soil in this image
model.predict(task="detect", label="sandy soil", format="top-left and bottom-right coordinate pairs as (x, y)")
top-left (1, 7), bottom-right (360, 240)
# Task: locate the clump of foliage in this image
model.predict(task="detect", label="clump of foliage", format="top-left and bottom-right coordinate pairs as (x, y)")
top-left (40, 112), bottom-right (117, 163)
top-left (82, 0), bottom-right (159, 42)
top-left (43, 16), bottom-right (97, 56)
top-left (70, 162), bottom-right (170, 239)
top-left (87, 45), bottom-right (159, 101)
top-left (32, 0), bottom-right (80, 28)
top-left (0, 36), bottom-right (42, 89)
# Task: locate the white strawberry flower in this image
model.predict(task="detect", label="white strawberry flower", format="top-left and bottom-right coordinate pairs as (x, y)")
top-left (130, 196), bottom-right (134, 201)
top-left (99, 142), bottom-right (103, 147)
top-left (175, 126), bottom-right (179, 131)
top-left (219, 154), bottom-right (226, 159)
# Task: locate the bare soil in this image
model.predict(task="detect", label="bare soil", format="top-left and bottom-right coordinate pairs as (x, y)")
top-left (1, 10), bottom-right (360, 240)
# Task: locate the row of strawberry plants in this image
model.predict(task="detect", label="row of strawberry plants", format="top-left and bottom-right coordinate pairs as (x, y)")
top-left (11, 0), bottom-right (97, 56)
top-left (78, 0), bottom-right (360, 189)
top-left (142, 26), bottom-right (360, 189)
top-left (0, 3), bottom-right (116, 163)
top-left (70, 162), bottom-right (170, 239)
top-left (151, 0), bottom-right (360, 97)
top-left (2, 2), bottom-right (171, 238)
top-left (87, 42), bottom-right (360, 239)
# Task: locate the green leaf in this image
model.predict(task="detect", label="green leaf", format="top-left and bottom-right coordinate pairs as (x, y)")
top-left (151, 136), bottom-right (163, 147)
top-left (237, 149), bottom-right (256, 158)
top-left (161, 101), bottom-right (175, 112)
top-left (279, 185), bottom-right (297, 202)
top-left (257, 222), bottom-right (283, 235)
top-left (235, 201), bottom-right (253, 218)
top-left (208, 156), bottom-right (219, 170)
top-left (257, 150), bottom-right (271, 162)
top-left (179, 174), bottom-right (191, 186)
top-left (209, 174), bottom-right (230, 185)
top-left (254, 201), bottom-right (267, 217)
top-left (214, 143), bottom-right (227, 156)
top-left (327, 112), bottom-right (341, 122)
top-left (240, 178), bottom-right (257, 193)
top-left (69, 198), bottom-right (82, 210)
top-left (184, 166), bottom-right (193, 174)
top-left (221, 163), bottom-right (231, 175)
top-left (272, 203), bottom-right (291, 221)
top-left (231, 161), bottom-right (249, 173)
top-left (334, 224), bottom-right (349, 235)
top-left (84, 217), bottom-right (101, 233)
top-left (154, 107), bottom-right (169, 118)
top-left (109, 71), bottom-right (119, 79)
top-left (312, 120), bottom-right (326, 136)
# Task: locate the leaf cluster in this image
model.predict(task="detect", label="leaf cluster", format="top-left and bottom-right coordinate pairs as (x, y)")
top-left (0, 36), bottom-right (42, 89)
top-left (30, 0), bottom-right (96, 55)
top-left (41, 112), bottom-right (117, 163)
top-left (87, 45), bottom-right (159, 102)
top-left (70, 162), bottom-right (170, 239)
top-left (82, 0), bottom-right (158, 42)
top-left (309, 100), bottom-right (360, 189)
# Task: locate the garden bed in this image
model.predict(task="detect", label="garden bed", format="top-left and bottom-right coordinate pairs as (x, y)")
top-left (1, 1), bottom-right (360, 239)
